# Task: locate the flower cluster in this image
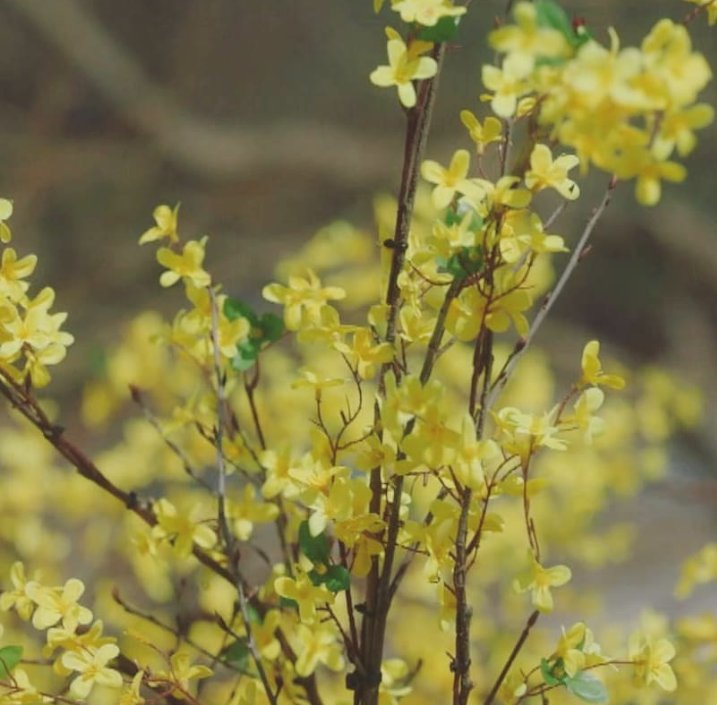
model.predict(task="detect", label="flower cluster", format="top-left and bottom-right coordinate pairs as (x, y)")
top-left (0, 202), bottom-right (73, 387)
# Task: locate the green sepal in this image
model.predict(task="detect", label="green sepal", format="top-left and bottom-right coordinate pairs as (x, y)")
top-left (437, 246), bottom-right (484, 281)
top-left (0, 645), bottom-right (23, 678)
top-left (564, 672), bottom-right (608, 703)
top-left (257, 312), bottom-right (284, 343)
top-left (223, 297), bottom-right (258, 325)
top-left (231, 339), bottom-right (261, 371)
top-left (308, 565), bottom-right (350, 592)
top-left (299, 521), bottom-right (331, 564)
top-left (322, 565), bottom-right (351, 593)
top-left (416, 16), bottom-right (461, 43)
top-left (540, 657), bottom-right (565, 687)
top-left (221, 638), bottom-right (252, 673)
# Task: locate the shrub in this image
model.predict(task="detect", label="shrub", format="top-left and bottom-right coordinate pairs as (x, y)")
top-left (0, 2), bottom-right (715, 705)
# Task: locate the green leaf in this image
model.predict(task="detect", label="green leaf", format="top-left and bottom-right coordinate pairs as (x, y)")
top-left (230, 337), bottom-right (264, 372)
top-left (416, 16), bottom-right (461, 43)
top-left (322, 564), bottom-right (351, 593)
top-left (564, 672), bottom-right (608, 703)
top-left (308, 569), bottom-right (324, 587)
top-left (298, 520), bottom-right (331, 564)
top-left (535, 1), bottom-right (573, 39)
top-left (231, 348), bottom-right (257, 372)
top-left (224, 297), bottom-right (258, 325)
top-left (258, 313), bottom-right (284, 343)
top-left (540, 658), bottom-right (564, 687)
top-left (443, 209), bottom-right (483, 232)
top-left (222, 638), bottom-right (251, 672)
top-left (0, 645), bottom-right (23, 678)
top-left (438, 246), bottom-right (484, 281)
top-left (535, 1), bottom-right (593, 50)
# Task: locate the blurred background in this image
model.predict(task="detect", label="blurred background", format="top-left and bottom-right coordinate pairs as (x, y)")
top-left (0, 0), bottom-right (716, 614)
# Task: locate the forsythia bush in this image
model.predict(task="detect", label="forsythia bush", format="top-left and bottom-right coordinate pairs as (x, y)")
top-left (0, 2), bottom-right (716, 705)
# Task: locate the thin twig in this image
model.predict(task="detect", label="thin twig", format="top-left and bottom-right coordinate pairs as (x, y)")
top-left (130, 385), bottom-right (212, 491)
top-left (0, 372), bottom-right (237, 586)
top-left (486, 176), bottom-right (617, 412)
top-left (483, 611), bottom-right (540, 705)
top-left (207, 287), bottom-right (279, 705)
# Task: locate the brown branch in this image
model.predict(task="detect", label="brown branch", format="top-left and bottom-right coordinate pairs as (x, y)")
top-left (361, 42), bottom-right (447, 705)
top-left (482, 611), bottom-right (540, 705)
top-left (451, 486), bottom-right (474, 705)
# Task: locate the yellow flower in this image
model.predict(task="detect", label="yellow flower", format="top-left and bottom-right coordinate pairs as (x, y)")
top-left (460, 111), bottom-right (502, 155)
top-left (482, 53), bottom-right (533, 118)
top-left (61, 643), bottom-right (123, 698)
top-left (421, 149), bottom-right (486, 209)
top-left (152, 498), bottom-right (217, 557)
top-left (263, 269), bottom-right (345, 331)
top-left (2, 668), bottom-right (50, 705)
top-left (151, 652), bottom-right (213, 698)
top-left (156, 237), bottom-right (211, 288)
top-left (261, 446), bottom-right (299, 499)
top-left (525, 144), bottom-right (580, 200)
top-left (45, 619), bottom-right (114, 660)
top-left (580, 340), bottom-right (625, 389)
top-left (0, 198), bottom-right (13, 243)
top-left (119, 670), bottom-right (145, 705)
top-left (0, 561), bottom-right (36, 621)
top-left (251, 610), bottom-right (281, 660)
top-left (139, 203), bottom-right (180, 244)
top-left (0, 248), bottom-right (37, 301)
top-left (565, 387), bottom-right (606, 444)
top-left (552, 622), bottom-right (604, 677)
top-left (274, 573), bottom-right (334, 624)
top-left (475, 176), bottom-right (532, 211)
top-left (333, 327), bottom-right (394, 379)
top-left (498, 209), bottom-right (567, 263)
top-left (370, 30), bottom-right (438, 108)
top-left (25, 578), bottom-right (93, 631)
top-left (654, 103), bottom-right (714, 157)
top-left (612, 146), bottom-right (686, 206)
top-left (0, 287), bottom-right (73, 361)
top-left (293, 623), bottom-right (344, 677)
top-left (489, 2), bottom-right (571, 61)
top-left (227, 484), bottom-right (279, 541)
top-left (513, 552), bottom-right (572, 612)
top-left (628, 632), bottom-right (677, 692)
top-left (392, 0), bottom-right (465, 27)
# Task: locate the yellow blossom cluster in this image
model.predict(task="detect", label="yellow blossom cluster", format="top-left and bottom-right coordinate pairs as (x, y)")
top-left (0, 201), bottom-right (73, 388)
top-left (486, 2), bottom-right (714, 205)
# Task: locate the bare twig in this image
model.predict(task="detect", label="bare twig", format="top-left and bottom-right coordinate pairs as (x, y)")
top-left (483, 611), bottom-right (540, 705)
top-left (207, 287), bottom-right (279, 705)
top-left (130, 385), bottom-right (212, 492)
top-left (486, 176), bottom-right (617, 412)
top-left (0, 371), bottom-right (236, 586)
